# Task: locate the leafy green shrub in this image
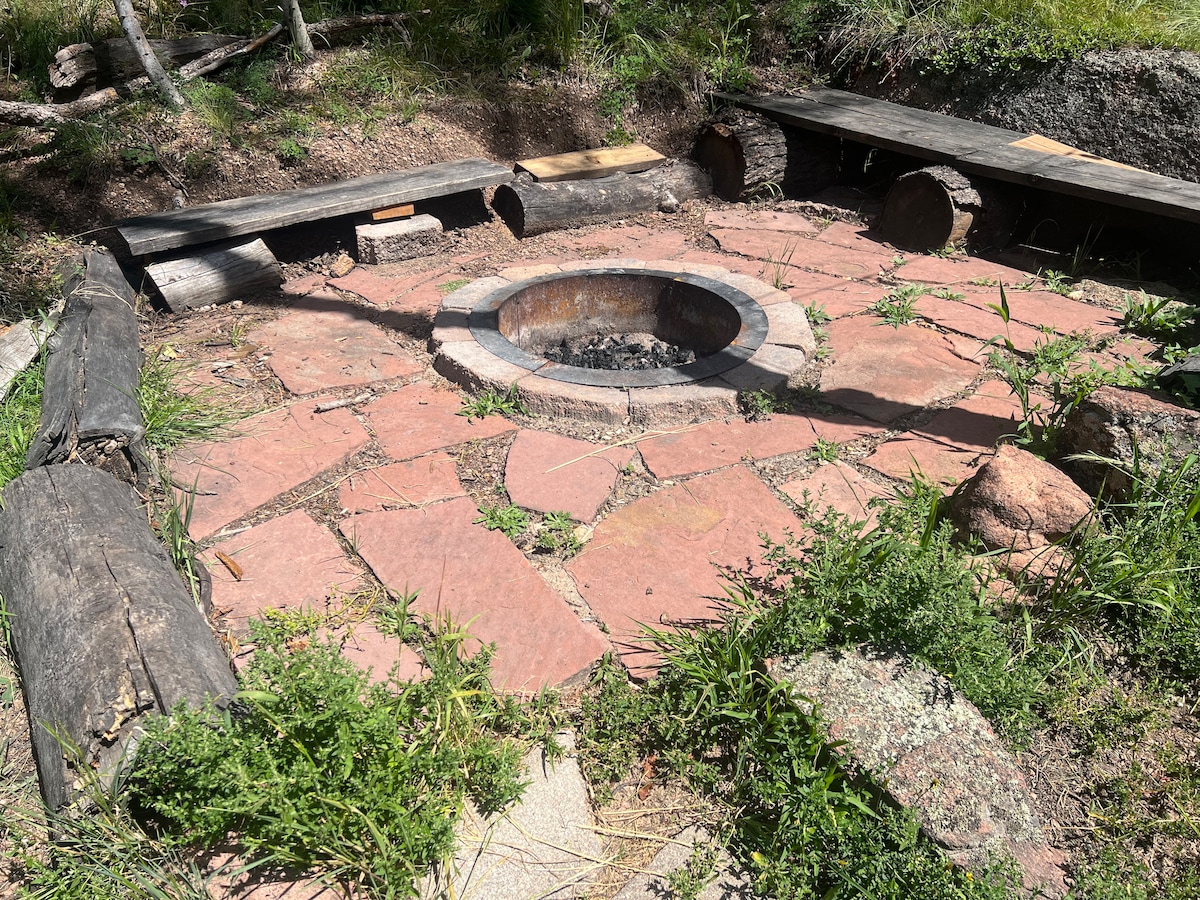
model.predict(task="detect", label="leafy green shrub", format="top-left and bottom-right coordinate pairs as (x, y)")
top-left (131, 617), bottom-right (533, 897)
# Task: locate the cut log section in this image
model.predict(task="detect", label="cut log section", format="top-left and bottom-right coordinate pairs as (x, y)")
top-left (515, 144), bottom-right (665, 183)
top-left (26, 249), bottom-right (147, 484)
top-left (0, 465), bottom-right (239, 811)
top-left (692, 108), bottom-right (840, 202)
top-left (145, 236), bottom-right (283, 312)
top-left (878, 165), bottom-right (1019, 252)
top-left (492, 160), bottom-right (711, 238)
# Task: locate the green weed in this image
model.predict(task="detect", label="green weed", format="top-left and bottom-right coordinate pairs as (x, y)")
top-left (763, 241), bottom-right (796, 289)
top-left (738, 388), bottom-right (789, 421)
top-left (129, 615), bottom-right (539, 898)
top-left (457, 385), bottom-right (528, 419)
top-left (872, 283), bottom-right (926, 327)
top-left (1121, 291), bottom-right (1196, 339)
top-left (438, 278), bottom-right (471, 294)
top-left (810, 437), bottom-right (840, 462)
top-left (535, 511), bottom-right (582, 555)
top-left (475, 503), bottom-right (530, 538)
top-left (803, 299), bottom-right (831, 326)
top-left (1042, 269), bottom-right (1073, 295)
top-left (137, 355), bottom-right (243, 452)
top-left (931, 287), bottom-right (966, 301)
top-left (0, 354), bottom-right (44, 488)
top-left (152, 478), bottom-right (204, 607)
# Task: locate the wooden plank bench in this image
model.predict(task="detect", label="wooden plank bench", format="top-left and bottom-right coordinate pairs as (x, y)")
top-left (718, 88), bottom-right (1200, 226)
top-left (116, 157), bottom-right (514, 256)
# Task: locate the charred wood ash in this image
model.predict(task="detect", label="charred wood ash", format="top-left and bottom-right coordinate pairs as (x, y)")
top-left (543, 332), bottom-right (698, 370)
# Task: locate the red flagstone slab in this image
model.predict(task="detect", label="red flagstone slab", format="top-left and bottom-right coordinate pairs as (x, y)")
top-left (202, 510), bottom-right (363, 635)
top-left (863, 435), bottom-right (983, 487)
top-left (337, 620), bottom-right (426, 685)
top-left (959, 288), bottom-right (1122, 335)
top-left (794, 288), bottom-right (874, 320)
top-left (567, 466), bottom-right (801, 676)
top-left (637, 414), bottom-right (822, 478)
top-left (363, 382), bottom-right (517, 461)
top-left (171, 405), bottom-right (370, 540)
top-left (331, 265), bottom-right (451, 307)
top-left (389, 278), bottom-right (445, 317)
top-left (889, 255), bottom-right (1032, 287)
top-left (912, 295), bottom-right (1047, 353)
top-left (781, 461), bottom-right (890, 530)
top-left (819, 318), bottom-right (982, 424)
top-left (338, 454), bottom-right (464, 512)
top-left (341, 499), bottom-right (609, 690)
top-left (704, 209), bottom-right (819, 233)
top-left (676, 249), bottom-right (772, 277)
top-left (611, 227), bottom-right (691, 260)
top-left (813, 222), bottom-right (891, 251)
top-left (504, 430), bottom-right (635, 522)
top-left (281, 272), bottom-right (327, 296)
top-left (913, 380), bottom-right (1028, 452)
top-left (250, 303), bottom-right (421, 395)
top-left (773, 236), bottom-right (894, 280)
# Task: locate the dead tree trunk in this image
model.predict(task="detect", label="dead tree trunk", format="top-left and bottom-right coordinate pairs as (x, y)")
top-left (692, 108), bottom-right (840, 202)
top-left (492, 160), bottom-right (711, 238)
top-left (878, 165), bottom-right (1019, 252)
top-left (285, 0), bottom-right (316, 59)
top-left (51, 34), bottom-right (240, 95)
top-left (112, 0), bottom-right (184, 108)
top-left (26, 248), bottom-right (147, 484)
top-left (0, 465), bottom-right (238, 811)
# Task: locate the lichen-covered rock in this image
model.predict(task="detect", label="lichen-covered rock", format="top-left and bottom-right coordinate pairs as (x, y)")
top-left (768, 650), bottom-right (1069, 898)
top-left (950, 444), bottom-right (1092, 578)
top-left (1057, 385), bottom-right (1200, 498)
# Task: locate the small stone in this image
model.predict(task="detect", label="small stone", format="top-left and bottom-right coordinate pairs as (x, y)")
top-left (229, 300), bottom-right (243, 309)
top-left (330, 253), bottom-right (355, 277)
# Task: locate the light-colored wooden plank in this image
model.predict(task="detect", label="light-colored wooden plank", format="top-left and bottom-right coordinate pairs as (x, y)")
top-left (0, 303), bottom-right (61, 402)
top-left (1009, 134), bottom-right (1147, 173)
top-left (370, 203), bottom-right (415, 221)
top-left (515, 144), bottom-right (666, 182)
top-left (117, 158), bottom-right (513, 256)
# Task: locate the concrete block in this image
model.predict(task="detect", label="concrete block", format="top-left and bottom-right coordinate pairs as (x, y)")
top-left (356, 214), bottom-right (443, 264)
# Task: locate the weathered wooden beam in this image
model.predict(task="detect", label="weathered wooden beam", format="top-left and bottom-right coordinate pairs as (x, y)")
top-left (492, 161), bottom-right (711, 238)
top-left (26, 249), bottom-right (146, 484)
top-left (0, 465), bottom-right (238, 810)
top-left (145, 236), bottom-right (283, 312)
top-left (117, 158), bottom-right (514, 255)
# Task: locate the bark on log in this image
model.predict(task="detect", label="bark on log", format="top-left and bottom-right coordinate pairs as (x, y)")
top-left (26, 248), bottom-right (147, 484)
top-left (878, 165), bottom-right (1019, 252)
top-left (145, 237), bottom-right (283, 312)
top-left (51, 34), bottom-right (240, 93)
top-left (492, 160), bottom-right (712, 238)
top-left (692, 108), bottom-right (840, 202)
top-left (0, 465), bottom-right (238, 811)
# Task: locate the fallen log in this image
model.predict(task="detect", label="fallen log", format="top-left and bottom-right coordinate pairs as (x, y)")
top-left (26, 248), bottom-right (147, 484)
top-left (51, 34), bottom-right (241, 93)
top-left (0, 464), bottom-right (238, 811)
top-left (1, 12), bottom-right (412, 125)
top-left (145, 236), bottom-right (283, 312)
top-left (878, 165), bottom-right (1019, 251)
top-left (692, 108), bottom-right (840, 202)
top-left (492, 160), bottom-right (711, 238)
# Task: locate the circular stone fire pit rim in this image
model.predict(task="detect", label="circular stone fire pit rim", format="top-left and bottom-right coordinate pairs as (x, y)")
top-left (466, 266), bottom-right (769, 389)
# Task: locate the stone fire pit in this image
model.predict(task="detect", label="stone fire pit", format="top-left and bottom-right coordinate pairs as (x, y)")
top-left (431, 259), bottom-right (816, 426)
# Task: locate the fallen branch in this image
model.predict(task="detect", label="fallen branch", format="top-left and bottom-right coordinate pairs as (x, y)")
top-left (0, 12), bottom-right (420, 127)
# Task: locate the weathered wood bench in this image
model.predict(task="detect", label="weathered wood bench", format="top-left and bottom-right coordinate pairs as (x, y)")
top-left (116, 157), bottom-right (515, 256)
top-left (719, 88), bottom-right (1200, 226)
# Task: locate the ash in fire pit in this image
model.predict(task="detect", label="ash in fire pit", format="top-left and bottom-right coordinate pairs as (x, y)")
top-left (544, 332), bottom-right (698, 370)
